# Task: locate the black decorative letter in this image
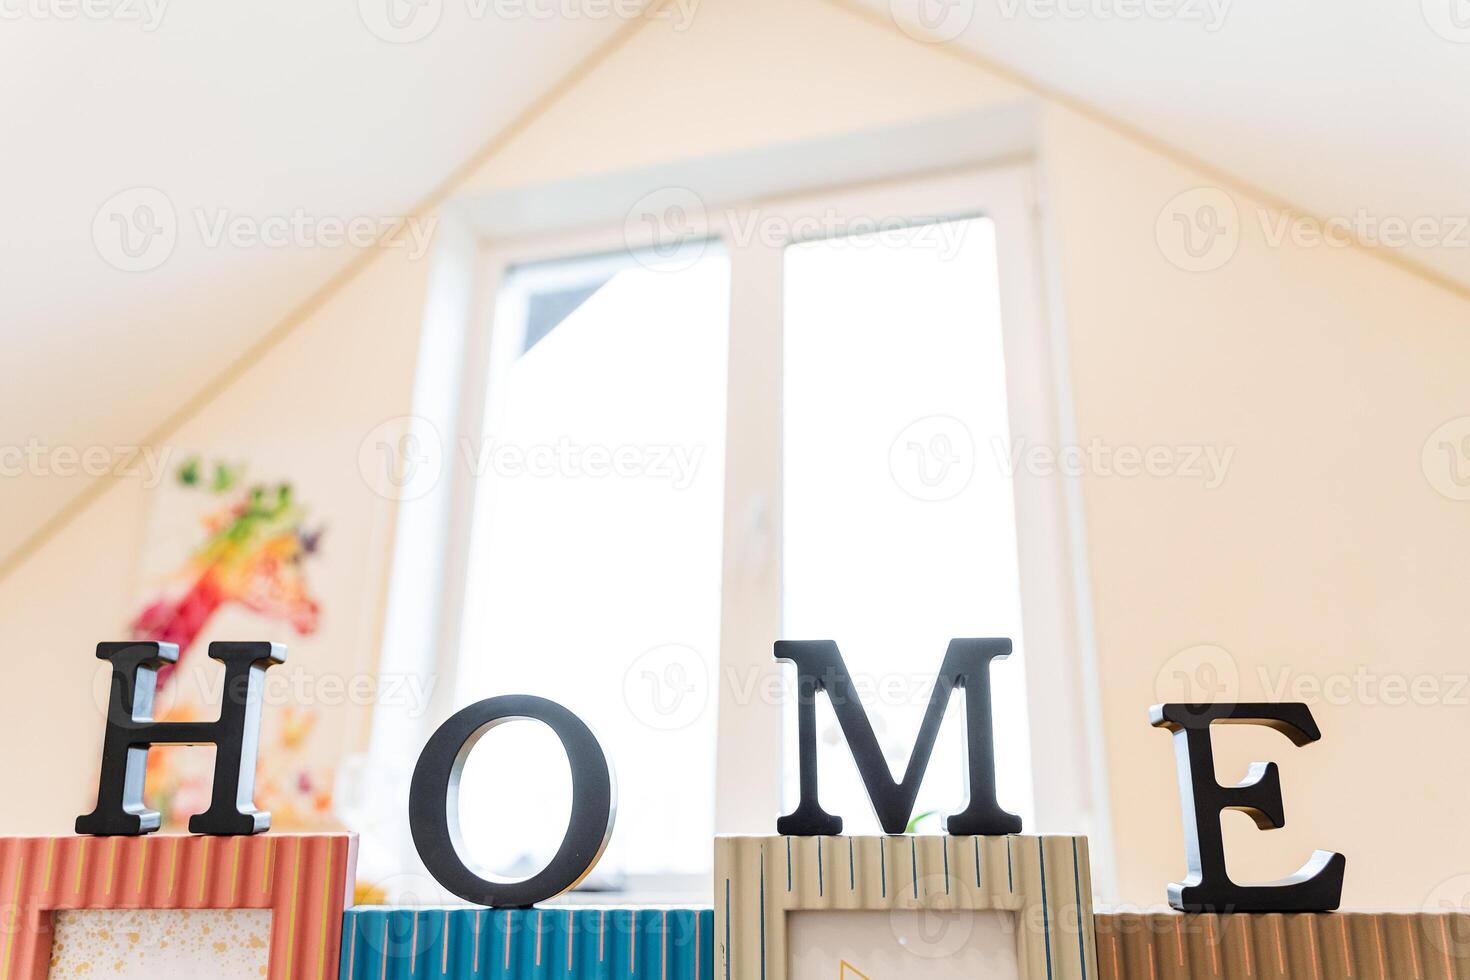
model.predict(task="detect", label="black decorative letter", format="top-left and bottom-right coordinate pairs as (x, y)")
top-left (1150, 702), bottom-right (1346, 912)
top-left (777, 638), bottom-right (1020, 837)
top-left (409, 695), bottom-right (616, 908)
top-left (77, 640), bottom-right (284, 836)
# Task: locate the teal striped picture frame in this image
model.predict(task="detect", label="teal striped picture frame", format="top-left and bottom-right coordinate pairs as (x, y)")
top-left (339, 907), bottom-right (712, 980)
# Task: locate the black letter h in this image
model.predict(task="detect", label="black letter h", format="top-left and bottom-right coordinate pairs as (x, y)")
top-left (76, 641), bottom-right (284, 837)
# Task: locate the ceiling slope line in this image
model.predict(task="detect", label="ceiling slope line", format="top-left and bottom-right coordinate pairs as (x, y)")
top-left (820, 0), bottom-right (1470, 308)
top-left (0, 1), bottom-right (671, 587)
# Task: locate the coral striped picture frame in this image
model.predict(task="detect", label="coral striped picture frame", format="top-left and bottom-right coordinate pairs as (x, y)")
top-left (0, 833), bottom-right (356, 980)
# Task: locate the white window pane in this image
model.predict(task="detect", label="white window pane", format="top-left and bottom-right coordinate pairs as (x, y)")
top-left (455, 247), bottom-right (729, 889)
top-left (781, 217), bottom-right (1034, 832)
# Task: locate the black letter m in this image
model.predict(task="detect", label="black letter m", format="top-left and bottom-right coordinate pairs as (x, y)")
top-left (776, 638), bottom-right (1020, 836)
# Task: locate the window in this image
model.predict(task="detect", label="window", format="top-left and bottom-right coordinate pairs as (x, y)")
top-left (389, 163), bottom-right (1099, 903)
top-left (452, 245), bottom-right (730, 894)
top-left (781, 216), bottom-right (1034, 831)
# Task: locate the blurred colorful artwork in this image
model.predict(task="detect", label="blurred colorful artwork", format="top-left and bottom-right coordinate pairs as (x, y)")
top-left (127, 458), bottom-right (336, 830)
top-left (131, 458), bottom-right (322, 667)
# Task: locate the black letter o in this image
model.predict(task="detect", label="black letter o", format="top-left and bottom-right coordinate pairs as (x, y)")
top-left (408, 695), bottom-right (615, 907)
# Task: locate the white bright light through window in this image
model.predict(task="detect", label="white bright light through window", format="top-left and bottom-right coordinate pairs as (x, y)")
top-left (377, 163), bottom-right (1083, 905)
top-left (780, 216), bottom-right (1035, 832)
top-left (453, 246), bottom-right (730, 893)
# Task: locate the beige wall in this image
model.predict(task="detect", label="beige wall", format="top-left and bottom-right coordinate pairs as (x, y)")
top-left (462, 0), bottom-right (1027, 189)
top-left (3, 0), bottom-right (1467, 911)
top-left (0, 242), bottom-right (430, 834)
top-left (1041, 105), bottom-right (1470, 908)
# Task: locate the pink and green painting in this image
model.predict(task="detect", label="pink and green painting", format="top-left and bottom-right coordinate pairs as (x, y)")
top-left (126, 458), bottom-right (335, 830)
top-left (131, 459), bottom-right (322, 664)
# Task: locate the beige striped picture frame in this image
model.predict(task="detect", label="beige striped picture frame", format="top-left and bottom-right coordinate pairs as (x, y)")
top-left (715, 834), bottom-right (1099, 980)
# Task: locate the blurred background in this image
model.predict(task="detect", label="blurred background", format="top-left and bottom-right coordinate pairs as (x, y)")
top-left (2, 0), bottom-right (1468, 912)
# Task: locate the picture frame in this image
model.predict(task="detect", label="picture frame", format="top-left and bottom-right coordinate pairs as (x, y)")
top-left (715, 834), bottom-right (1099, 980)
top-left (1093, 910), bottom-right (1470, 980)
top-left (0, 833), bottom-right (355, 980)
top-left (339, 906), bottom-right (712, 979)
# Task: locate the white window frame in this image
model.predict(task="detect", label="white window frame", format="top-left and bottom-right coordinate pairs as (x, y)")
top-left (415, 226), bottom-right (737, 734)
top-left (709, 167), bottom-right (1111, 871)
top-left (366, 141), bottom-right (1113, 899)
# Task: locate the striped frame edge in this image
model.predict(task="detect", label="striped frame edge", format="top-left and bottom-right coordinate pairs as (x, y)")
top-left (0, 833), bottom-right (357, 980)
top-left (1094, 910), bottom-right (1470, 980)
top-left (715, 834), bottom-right (1099, 980)
top-left (339, 907), bottom-right (714, 979)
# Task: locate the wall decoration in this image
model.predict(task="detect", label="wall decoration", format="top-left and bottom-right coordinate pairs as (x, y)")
top-left (0, 833), bottom-right (356, 980)
top-left (409, 695), bottom-right (616, 909)
top-left (131, 460), bottom-right (322, 665)
top-left (77, 641), bottom-right (283, 836)
top-left (339, 907), bottom-right (712, 980)
top-left (1150, 702), bottom-right (1345, 912)
top-left (776, 639), bottom-right (1021, 837)
top-left (715, 834), bottom-right (1099, 980)
top-left (127, 461), bottom-right (333, 832)
top-left (48, 631), bottom-right (1470, 979)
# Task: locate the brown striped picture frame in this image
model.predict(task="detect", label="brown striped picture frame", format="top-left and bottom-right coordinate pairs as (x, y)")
top-left (0, 834), bottom-right (356, 980)
top-left (1094, 911), bottom-right (1470, 980)
top-left (715, 835), bottom-right (1100, 980)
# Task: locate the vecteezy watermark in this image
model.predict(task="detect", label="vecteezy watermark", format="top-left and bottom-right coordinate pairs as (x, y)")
top-left (889, 874), bottom-right (976, 958)
top-left (91, 662), bottom-right (439, 722)
top-left (0, 0), bottom-right (167, 29)
top-left (0, 439), bottom-right (173, 487)
top-left (92, 187), bottom-right (439, 272)
top-left (622, 188), bottom-right (974, 271)
top-left (889, 0), bottom-right (976, 42)
top-left (1259, 666), bottom-right (1470, 708)
top-left (1423, 875), bottom-right (1470, 957)
top-left (623, 187), bottom-right (711, 271)
top-left (357, 0), bottom-right (443, 44)
top-left (357, 0), bottom-right (699, 44)
top-left (995, 0), bottom-right (1230, 31)
top-left (1421, 0), bottom-right (1470, 43)
top-left (1156, 186), bottom-right (1241, 272)
top-left (719, 663), bottom-right (995, 712)
top-left (1154, 642), bottom-right (1470, 711)
top-left (1259, 209), bottom-right (1470, 252)
top-left (358, 416), bottom-right (445, 502)
top-left (726, 209), bottom-right (969, 256)
top-left (93, 187), bottom-right (178, 272)
top-left (891, 417), bottom-right (1236, 500)
top-left (193, 208), bottom-right (437, 258)
top-left (356, 416), bottom-right (706, 500)
top-left (1158, 186), bottom-right (1470, 272)
top-left (993, 436), bottom-right (1236, 489)
top-left (460, 437), bottom-right (704, 489)
top-left (1155, 643), bottom-right (1240, 706)
top-left (889, 415), bottom-right (976, 502)
top-left (622, 643), bottom-right (710, 731)
top-left (362, 871), bottom-right (448, 911)
top-left (1423, 416), bottom-right (1470, 501)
